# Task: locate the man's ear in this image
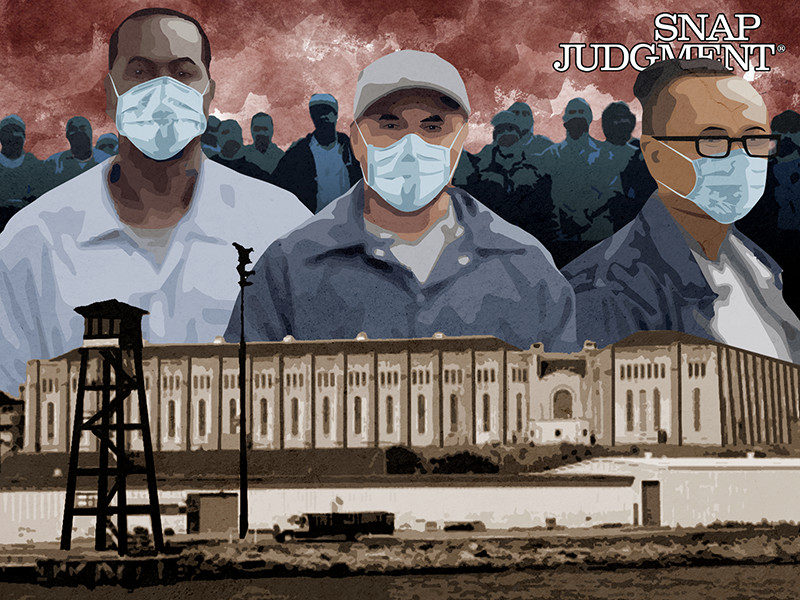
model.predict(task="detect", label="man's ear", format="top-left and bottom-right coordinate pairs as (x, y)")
top-left (104, 74), bottom-right (118, 123)
top-left (640, 135), bottom-right (660, 163)
top-left (203, 79), bottom-right (216, 116)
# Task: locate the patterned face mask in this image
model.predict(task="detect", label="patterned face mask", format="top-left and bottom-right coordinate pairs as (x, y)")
top-left (655, 140), bottom-right (767, 224)
top-left (110, 76), bottom-right (209, 161)
top-left (357, 123), bottom-right (465, 212)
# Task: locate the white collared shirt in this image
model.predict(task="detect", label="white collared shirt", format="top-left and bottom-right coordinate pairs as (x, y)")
top-left (689, 229), bottom-right (800, 362)
top-left (0, 157), bottom-right (311, 394)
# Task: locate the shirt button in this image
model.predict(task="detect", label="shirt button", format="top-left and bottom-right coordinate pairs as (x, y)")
top-left (458, 255), bottom-right (470, 265)
top-left (416, 294), bottom-right (425, 303)
top-left (374, 248), bottom-right (385, 257)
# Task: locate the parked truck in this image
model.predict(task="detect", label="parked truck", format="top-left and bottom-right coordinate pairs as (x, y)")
top-left (275, 511), bottom-right (394, 542)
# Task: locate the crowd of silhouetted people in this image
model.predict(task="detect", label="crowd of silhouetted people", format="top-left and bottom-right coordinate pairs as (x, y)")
top-left (2, 96), bottom-right (799, 270)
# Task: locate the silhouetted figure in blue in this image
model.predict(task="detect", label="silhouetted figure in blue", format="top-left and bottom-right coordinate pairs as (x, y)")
top-left (210, 119), bottom-right (272, 182)
top-left (201, 115), bottom-right (221, 158)
top-left (95, 133), bottom-right (119, 156)
top-left (271, 94), bottom-right (361, 213)
top-left (0, 114), bottom-right (45, 230)
top-left (600, 102), bottom-right (656, 232)
top-left (459, 110), bottom-right (556, 243)
top-left (45, 117), bottom-right (111, 189)
top-left (534, 98), bottom-right (620, 265)
top-left (243, 113), bottom-right (284, 176)
top-left (508, 101), bottom-right (552, 154)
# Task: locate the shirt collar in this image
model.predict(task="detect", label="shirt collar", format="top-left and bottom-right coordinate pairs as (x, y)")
top-left (76, 157), bottom-right (220, 246)
top-left (315, 183), bottom-right (528, 260)
top-left (637, 192), bottom-right (782, 297)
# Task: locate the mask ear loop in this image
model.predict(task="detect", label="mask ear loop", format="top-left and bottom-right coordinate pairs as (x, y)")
top-left (651, 138), bottom-right (698, 200)
top-left (108, 75), bottom-right (121, 99)
top-left (445, 122), bottom-right (467, 181)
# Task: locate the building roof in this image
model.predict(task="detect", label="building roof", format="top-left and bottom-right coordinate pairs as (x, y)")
top-left (73, 299), bottom-right (149, 319)
top-left (50, 335), bottom-right (520, 363)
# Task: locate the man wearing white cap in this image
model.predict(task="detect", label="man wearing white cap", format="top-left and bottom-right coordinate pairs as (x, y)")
top-left (226, 50), bottom-right (577, 352)
top-left (272, 93), bottom-right (362, 213)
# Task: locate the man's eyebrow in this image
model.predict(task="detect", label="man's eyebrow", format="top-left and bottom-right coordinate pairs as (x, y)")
top-left (421, 115), bottom-right (443, 123)
top-left (170, 57), bottom-right (198, 67)
top-left (700, 127), bottom-right (728, 134)
top-left (378, 114), bottom-right (400, 121)
top-left (127, 56), bottom-right (156, 67)
top-left (744, 126), bottom-right (767, 133)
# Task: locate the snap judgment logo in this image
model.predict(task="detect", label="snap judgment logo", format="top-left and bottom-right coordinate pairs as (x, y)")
top-left (553, 13), bottom-right (784, 73)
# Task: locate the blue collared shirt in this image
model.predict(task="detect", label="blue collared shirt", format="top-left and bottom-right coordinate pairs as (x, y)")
top-left (225, 183), bottom-right (578, 353)
top-left (563, 194), bottom-right (798, 360)
top-left (0, 158), bottom-right (311, 394)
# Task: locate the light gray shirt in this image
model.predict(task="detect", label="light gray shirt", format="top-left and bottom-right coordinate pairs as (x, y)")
top-left (365, 200), bottom-right (464, 284)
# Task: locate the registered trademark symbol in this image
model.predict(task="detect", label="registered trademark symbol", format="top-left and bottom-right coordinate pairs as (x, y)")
top-left (777, 44), bottom-right (786, 53)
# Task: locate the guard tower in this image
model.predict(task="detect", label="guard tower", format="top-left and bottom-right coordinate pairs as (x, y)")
top-left (60, 299), bottom-right (163, 555)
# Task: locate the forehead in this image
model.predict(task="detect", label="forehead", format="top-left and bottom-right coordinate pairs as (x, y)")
top-left (665, 75), bottom-right (768, 132)
top-left (115, 15), bottom-right (204, 67)
top-left (361, 88), bottom-right (466, 118)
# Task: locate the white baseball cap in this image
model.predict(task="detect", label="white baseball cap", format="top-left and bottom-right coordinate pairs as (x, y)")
top-left (353, 50), bottom-right (470, 119)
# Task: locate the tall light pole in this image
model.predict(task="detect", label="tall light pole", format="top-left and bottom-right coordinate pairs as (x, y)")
top-left (233, 242), bottom-right (255, 540)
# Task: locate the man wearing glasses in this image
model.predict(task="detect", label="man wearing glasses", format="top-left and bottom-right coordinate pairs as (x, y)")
top-left (564, 58), bottom-right (800, 363)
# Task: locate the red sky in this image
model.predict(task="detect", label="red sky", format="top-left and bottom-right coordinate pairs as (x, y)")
top-left (1, 0), bottom-right (797, 159)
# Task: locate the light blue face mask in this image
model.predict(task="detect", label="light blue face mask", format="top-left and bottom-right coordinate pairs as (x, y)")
top-left (110, 76), bottom-right (209, 161)
top-left (655, 140), bottom-right (767, 224)
top-left (356, 123), bottom-right (465, 212)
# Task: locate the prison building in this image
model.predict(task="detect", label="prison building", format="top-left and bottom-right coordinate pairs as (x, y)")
top-left (21, 332), bottom-right (800, 455)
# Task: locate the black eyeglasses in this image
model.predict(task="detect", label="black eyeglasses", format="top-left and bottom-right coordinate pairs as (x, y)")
top-left (652, 135), bottom-right (781, 158)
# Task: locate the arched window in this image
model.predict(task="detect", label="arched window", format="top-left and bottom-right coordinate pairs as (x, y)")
top-left (322, 396), bottom-right (330, 437)
top-left (354, 396), bottom-right (362, 435)
top-left (168, 401), bottom-right (176, 439)
top-left (482, 394), bottom-right (490, 432)
top-left (653, 389), bottom-right (661, 432)
top-left (627, 365), bottom-right (632, 379)
top-left (661, 364), bottom-right (666, 378)
top-left (425, 371), bottom-right (430, 385)
top-left (260, 398), bottom-right (268, 436)
top-left (362, 372), bottom-right (367, 386)
top-left (639, 390), bottom-right (647, 432)
top-left (291, 397), bottom-right (299, 437)
top-left (46, 402), bottom-right (55, 443)
top-left (386, 396), bottom-right (394, 434)
top-left (553, 390), bottom-right (573, 419)
top-left (230, 399), bottom-right (237, 434)
top-left (693, 388), bottom-right (701, 432)
top-left (393, 372), bottom-right (399, 386)
top-left (418, 395), bottom-right (426, 434)
top-left (412, 371), bottom-right (417, 385)
top-left (516, 393), bottom-right (523, 432)
top-left (626, 391), bottom-right (634, 432)
top-left (198, 399), bottom-right (206, 438)
top-left (450, 394), bottom-right (458, 433)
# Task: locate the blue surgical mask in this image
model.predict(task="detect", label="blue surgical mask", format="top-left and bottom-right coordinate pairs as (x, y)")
top-left (356, 124), bottom-right (465, 212)
top-left (110, 76), bottom-right (209, 161)
top-left (655, 140), bottom-right (767, 224)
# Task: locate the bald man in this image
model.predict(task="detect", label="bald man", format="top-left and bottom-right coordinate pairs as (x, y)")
top-left (564, 59), bottom-right (800, 363)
